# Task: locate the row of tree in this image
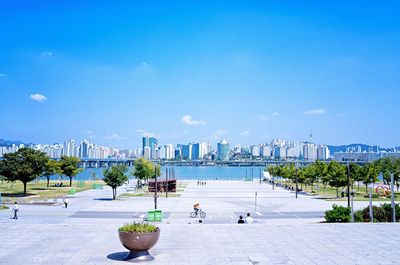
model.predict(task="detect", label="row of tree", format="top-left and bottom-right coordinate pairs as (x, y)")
top-left (0, 148), bottom-right (162, 199)
top-left (0, 147), bottom-right (82, 196)
top-left (267, 158), bottom-right (400, 197)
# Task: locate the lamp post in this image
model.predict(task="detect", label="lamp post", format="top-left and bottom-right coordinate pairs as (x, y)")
top-left (154, 165), bottom-right (158, 210)
top-left (165, 167), bottom-right (168, 198)
top-left (347, 163), bottom-right (351, 208)
top-left (391, 173), bottom-right (396, 223)
top-left (259, 167), bottom-right (262, 185)
top-left (295, 163), bottom-right (298, 199)
top-left (350, 189), bottom-right (355, 223)
top-left (369, 184), bottom-right (373, 222)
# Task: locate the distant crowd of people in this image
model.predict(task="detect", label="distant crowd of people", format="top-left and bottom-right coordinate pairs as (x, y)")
top-left (197, 180), bottom-right (207, 186)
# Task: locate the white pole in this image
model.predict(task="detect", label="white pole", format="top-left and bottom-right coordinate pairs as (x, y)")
top-left (369, 184), bottom-right (373, 222)
top-left (391, 173), bottom-right (396, 223)
top-left (350, 190), bottom-right (354, 223)
top-left (255, 191), bottom-right (257, 212)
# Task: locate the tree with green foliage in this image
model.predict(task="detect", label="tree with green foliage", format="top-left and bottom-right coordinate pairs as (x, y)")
top-left (362, 162), bottom-right (380, 193)
top-left (0, 147), bottom-right (47, 196)
top-left (347, 163), bottom-right (363, 191)
top-left (43, 159), bottom-right (62, 188)
top-left (327, 161), bottom-right (347, 198)
top-left (60, 156), bottom-right (83, 187)
top-left (103, 164), bottom-right (129, 200)
top-left (377, 157), bottom-right (397, 184)
top-left (132, 158), bottom-right (161, 186)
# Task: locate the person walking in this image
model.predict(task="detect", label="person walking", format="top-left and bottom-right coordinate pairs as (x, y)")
top-left (12, 202), bottom-right (19, 219)
top-left (63, 198), bottom-right (69, 208)
top-left (245, 213), bottom-right (254, 224)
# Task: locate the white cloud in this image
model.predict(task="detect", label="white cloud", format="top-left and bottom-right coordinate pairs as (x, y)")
top-left (203, 130), bottom-right (229, 141)
top-left (260, 115), bottom-right (269, 122)
top-left (214, 130), bottom-right (228, 135)
top-left (102, 133), bottom-right (127, 140)
top-left (241, 130), bottom-right (251, 136)
top-left (0, 73), bottom-right (6, 78)
top-left (181, 115), bottom-right (207, 126)
top-left (339, 113), bottom-right (345, 117)
top-left (30, 93), bottom-right (47, 103)
top-left (82, 130), bottom-right (96, 139)
top-left (305, 109), bottom-right (326, 115)
top-left (41, 51), bottom-right (53, 57)
top-left (271, 112), bottom-right (279, 116)
top-left (136, 129), bottom-right (156, 137)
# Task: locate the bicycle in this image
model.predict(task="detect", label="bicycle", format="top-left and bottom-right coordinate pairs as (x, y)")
top-left (190, 209), bottom-right (206, 218)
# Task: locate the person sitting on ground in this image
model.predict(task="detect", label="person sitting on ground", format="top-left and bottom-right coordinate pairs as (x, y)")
top-left (245, 213), bottom-right (254, 224)
top-left (193, 202), bottom-right (200, 215)
top-left (237, 215), bottom-right (245, 224)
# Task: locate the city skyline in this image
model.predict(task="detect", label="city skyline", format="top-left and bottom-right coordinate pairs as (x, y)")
top-left (1, 1), bottom-right (400, 148)
top-left (2, 135), bottom-right (400, 164)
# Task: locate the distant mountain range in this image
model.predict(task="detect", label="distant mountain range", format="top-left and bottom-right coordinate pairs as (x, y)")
top-left (327, 144), bottom-right (392, 154)
top-left (0, 139), bottom-right (34, 147)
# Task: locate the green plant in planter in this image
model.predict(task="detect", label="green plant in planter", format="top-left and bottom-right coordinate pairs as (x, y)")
top-left (119, 222), bottom-right (158, 233)
top-left (324, 204), bottom-right (351, 223)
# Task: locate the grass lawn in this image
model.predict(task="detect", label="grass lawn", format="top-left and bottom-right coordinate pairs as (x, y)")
top-left (0, 180), bottom-right (105, 203)
top-left (0, 205), bottom-right (9, 210)
top-left (276, 179), bottom-right (400, 202)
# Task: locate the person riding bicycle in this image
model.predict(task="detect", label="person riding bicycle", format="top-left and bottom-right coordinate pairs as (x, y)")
top-left (193, 202), bottom-right (200, 215)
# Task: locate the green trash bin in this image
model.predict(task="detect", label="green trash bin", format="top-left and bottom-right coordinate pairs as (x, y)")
top-left (78, 181), bottom-right (85, 188)
top-left (69, 188), bottom-right (76, 195)
top-left (155, 210), bottom-right (163, 222)
top-left (147, 210), bottom-right (155, 222)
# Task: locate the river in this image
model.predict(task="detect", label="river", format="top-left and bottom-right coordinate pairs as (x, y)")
top-left (66, 166), bottom-right (266, 181)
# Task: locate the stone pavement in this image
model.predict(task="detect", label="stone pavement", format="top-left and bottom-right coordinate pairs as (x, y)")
top-left (0, 180), bottom-right (399, 264)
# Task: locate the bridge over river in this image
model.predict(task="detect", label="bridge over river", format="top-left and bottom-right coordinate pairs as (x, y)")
top-left (76, 159), bottom-right (365, 168)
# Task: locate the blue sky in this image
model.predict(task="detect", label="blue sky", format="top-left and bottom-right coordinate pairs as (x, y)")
top-left (1, 1), bottom-right (399, 149)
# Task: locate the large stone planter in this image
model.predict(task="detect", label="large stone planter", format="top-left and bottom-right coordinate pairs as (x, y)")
top-left (118, 228), bottom-right (160, 261)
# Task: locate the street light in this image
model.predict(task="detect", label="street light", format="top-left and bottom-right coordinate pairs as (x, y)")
top-left (350, 189), bottom-right (355, 222)
top-left (369, 184), bottom-right (374, 222)
top-left (295, 163), bottom-right (298, 199)
top-left (154, 165), bottom-right (158, 210)
top-left (347, 163), bottom-right (351, 208)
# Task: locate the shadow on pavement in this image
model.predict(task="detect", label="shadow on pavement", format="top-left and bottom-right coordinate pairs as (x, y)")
top-left (93, 198), bottom-right (113, 201)
top-left (106, 251), bottom-right (129, 261)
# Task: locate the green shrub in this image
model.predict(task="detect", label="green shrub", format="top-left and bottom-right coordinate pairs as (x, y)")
top-left (354, 210), bottom-right (364, 222)
top-left (381, 203), bottom-right (400, 222)
top-left (363, 194), bottom-right (379, 198)
top-left (362, 205), bottom-right (388, 222)
top-left (0, 206), bottom-right (9, 210)
top-left (119, 222), bottom-right (157, 233)
top-left (325, 205), bottom-right (351, 223)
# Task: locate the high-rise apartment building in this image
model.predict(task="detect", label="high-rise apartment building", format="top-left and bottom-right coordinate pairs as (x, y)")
top-left (317, 145), bottom-right (330, 161)
top-left (142, 136), bottom-right (158, 159)
top-left (217, 139), bottom-right (230, 161)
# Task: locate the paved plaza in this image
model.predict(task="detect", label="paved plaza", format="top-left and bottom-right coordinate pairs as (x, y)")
top-left (1, 180), bottom-right (400, 264)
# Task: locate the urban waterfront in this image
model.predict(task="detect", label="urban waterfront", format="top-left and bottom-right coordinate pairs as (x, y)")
top-left (69, 166), bottom-right (266, 181)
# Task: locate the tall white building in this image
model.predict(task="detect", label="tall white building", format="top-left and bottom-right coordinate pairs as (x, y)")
top-left (303, 143), bottom-right (318, 161)
top-left (251, 145), bottom-right (261, 157)
top-left (317, 145), bottom-right (330, 161)
top-left (260, 145), bottom-right (272, 157)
